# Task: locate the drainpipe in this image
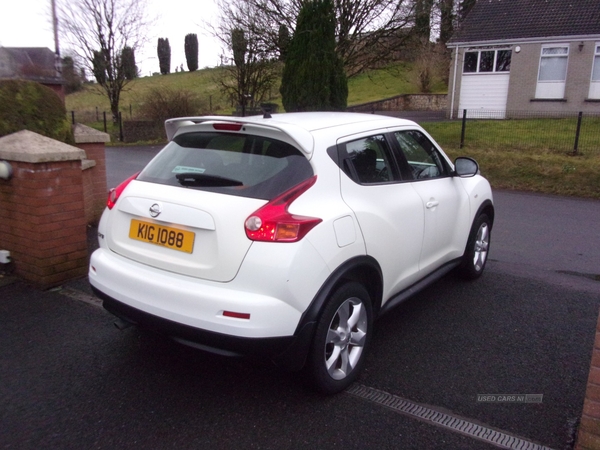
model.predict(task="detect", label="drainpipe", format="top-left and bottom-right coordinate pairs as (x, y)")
top-left (450, 46), bottom-right (459, 120)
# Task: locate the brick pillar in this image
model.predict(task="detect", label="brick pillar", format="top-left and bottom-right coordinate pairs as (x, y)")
top-left (73, 124), bottom-right (110, 225)
top-left (0, 130), bottom-right (87, 289)
top-left (576, 310), bottom-right (600, 449)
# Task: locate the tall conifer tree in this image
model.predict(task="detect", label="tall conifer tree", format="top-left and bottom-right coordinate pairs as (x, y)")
top-left (280, 0), bottom-right (347, 112)
top-left (121, 46), bottom-right (137, 80)
top-left (185, 33), bottom-right (199, 72)
top-left (157, 38), bottom-right (171, 75)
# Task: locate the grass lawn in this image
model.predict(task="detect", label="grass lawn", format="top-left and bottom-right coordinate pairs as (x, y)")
top-left (421, 119), bottom-right (600, 200)
top-left (65, 62), bottom-right (444, 118)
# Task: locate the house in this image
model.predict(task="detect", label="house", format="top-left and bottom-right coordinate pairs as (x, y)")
top-left (0, 47), bottom-right (65, 102)
top-left (446, 0), bottom-right (600, 118)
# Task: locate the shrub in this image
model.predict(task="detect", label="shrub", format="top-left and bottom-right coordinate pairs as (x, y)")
top-left (138, 87), bottom-right (205, 123)
top-left (0, 80), bottom-right (73, 143)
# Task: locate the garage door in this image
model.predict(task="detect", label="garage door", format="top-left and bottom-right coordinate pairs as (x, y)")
top-left (458, 73), bottom-right (510, 119)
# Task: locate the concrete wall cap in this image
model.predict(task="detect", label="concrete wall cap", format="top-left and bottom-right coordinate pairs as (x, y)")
top-left (73, 123), bottom-right (111, 144)
top-left (81, 159), bottom-right (96, 170)
top-left (0, 130), bottom-right (86, 163)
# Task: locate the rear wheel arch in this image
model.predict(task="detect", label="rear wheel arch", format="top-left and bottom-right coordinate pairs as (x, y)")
top-left (295, 256), bottom-right (383, 336)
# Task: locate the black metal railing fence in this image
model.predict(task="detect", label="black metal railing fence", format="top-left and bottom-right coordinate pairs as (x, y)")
top-left (425, 110), bottom-right (600, 155)
top-left (68, 107), bottom-right (600, 154)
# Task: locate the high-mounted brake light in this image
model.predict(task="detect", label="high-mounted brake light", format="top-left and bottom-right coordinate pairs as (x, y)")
top-left (213, 123), bottom-right (243, 131)
top-left (245, 176), bottom-right (322, 242)
top-left (107, 172), bottom-right (139, 209)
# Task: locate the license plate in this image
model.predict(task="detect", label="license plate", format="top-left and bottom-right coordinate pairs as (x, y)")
top-left (129, 219), bottom-right (195, 253)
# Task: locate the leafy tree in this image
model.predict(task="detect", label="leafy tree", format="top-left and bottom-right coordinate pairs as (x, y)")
top-left (280, 0), bottom-right (347, 112)
top-left (61, 56), bottom-right (83, 93)
top-left (184, 33), bottom-right (199, 72)
top-left (58, 0), bottom-right (152, 121)
top-left (121, 46), bottom-right (137, 80)
top-left (157, 38), bottom-right (171, 75)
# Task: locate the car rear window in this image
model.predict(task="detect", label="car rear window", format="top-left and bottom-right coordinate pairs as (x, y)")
top-left (137, 132), bottom-right (314, 200)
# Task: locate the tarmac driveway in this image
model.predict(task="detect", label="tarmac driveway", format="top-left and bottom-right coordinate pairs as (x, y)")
top-left (1, 146), bottom-right (599, 449)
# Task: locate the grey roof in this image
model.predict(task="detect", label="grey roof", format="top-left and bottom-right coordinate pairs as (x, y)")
top-left (0, 47), bottom-right (60, 81)
top-left (448, 0), bottom-right (600, 45)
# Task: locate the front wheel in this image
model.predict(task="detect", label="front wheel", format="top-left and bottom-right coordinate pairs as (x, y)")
top-left (457, 213), bottom-right (491, 279)
top-left (305, 282), bottom-right (373, 394)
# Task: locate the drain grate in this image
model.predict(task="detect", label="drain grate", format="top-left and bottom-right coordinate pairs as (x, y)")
top-left (347, 384), bottom-right (555, 450)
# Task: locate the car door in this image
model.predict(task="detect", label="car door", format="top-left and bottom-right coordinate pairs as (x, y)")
top-left (392, 129), bottom-right (471, 274)
top-left (337, 132), bottom-right (426, 298)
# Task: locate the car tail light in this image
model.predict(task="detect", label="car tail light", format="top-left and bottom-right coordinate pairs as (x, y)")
top-left (213, 123), bottom-right (243, 131)
top-left (107, 172), bottom-right (139, 210)
top-left (245, 176), bottom-right (322, 242)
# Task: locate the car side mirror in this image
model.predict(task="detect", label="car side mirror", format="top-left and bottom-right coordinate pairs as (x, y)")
top-left (454, 157), bottom-right (479, 177)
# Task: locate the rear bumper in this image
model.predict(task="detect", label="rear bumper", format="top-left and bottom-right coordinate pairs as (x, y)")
top-left (89, 248), bottom-right (316, 369)
top-left (96, 287), bottom-right (315, 370)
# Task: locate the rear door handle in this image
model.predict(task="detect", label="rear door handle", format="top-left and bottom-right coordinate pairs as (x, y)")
top-left (426, 200), bottom-right (439, 209)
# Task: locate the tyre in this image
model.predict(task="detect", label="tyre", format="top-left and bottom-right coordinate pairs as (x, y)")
top-left (305, 282), bottom-right (373, 394)
top-left (457, 213), bottom-right (491, 280)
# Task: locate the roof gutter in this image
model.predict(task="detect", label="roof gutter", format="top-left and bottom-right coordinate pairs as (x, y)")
top-left (447, 34), bottom-right (600, 48)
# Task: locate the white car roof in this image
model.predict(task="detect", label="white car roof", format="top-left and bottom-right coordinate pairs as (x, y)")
top-left (164, 112), bottom-right (418, 156)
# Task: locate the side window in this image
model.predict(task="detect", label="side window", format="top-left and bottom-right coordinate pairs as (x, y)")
top-left (536, 44), bottom-right (569, 99)
top-left (340, 134), bottom-right (396, 184)
top-left (394, 130), bottom-right (447, 180)
top-left (463, 49), bottom-right (511, 74)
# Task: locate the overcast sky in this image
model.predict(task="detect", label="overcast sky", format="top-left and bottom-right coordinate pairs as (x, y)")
top-left (0, 0), bottom-right (223, 76)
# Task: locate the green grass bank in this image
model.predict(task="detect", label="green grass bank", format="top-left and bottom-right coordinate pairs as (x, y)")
top-left (66, 65), bottom-right (599, 200)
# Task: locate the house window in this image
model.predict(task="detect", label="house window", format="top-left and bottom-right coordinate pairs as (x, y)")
top-left (463, 49), bottom-right (511, 73)
top-left (535, 44), bottom-right (569, 99)
top-left (589, 43), bottom-right (600, 99)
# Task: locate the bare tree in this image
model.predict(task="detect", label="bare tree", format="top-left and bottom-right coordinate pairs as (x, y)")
top-left (210, 0), bottom-right (417, 78)
top-left (58, 0), bottom-right (153, 120)
top-left (211, 0), bottom-right (280, 115)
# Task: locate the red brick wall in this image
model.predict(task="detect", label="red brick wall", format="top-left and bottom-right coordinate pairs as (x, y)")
top-left (0, 160), bottom-right (87, 288)
top-left (577, 310), bottom-right (600, 449)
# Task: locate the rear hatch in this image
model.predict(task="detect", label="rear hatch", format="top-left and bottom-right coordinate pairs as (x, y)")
top-left (105, 126), bottom-right (314, 282)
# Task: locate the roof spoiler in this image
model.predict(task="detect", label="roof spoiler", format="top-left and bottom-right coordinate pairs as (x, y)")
top-left (163, 116), bottom-right (315, 156)
top-left (164, 116), bottom-right (231, 141)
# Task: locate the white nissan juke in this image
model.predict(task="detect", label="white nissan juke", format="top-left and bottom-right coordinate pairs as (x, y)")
top-left (89, 112), bottom-right (493, 394)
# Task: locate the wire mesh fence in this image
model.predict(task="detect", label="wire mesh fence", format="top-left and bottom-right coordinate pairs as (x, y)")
top-left (424, 110), bottom-right (600, 155)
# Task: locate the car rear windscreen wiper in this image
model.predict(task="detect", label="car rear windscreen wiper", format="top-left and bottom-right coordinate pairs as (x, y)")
top-left (175, 172), bottom-right (243, 187)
